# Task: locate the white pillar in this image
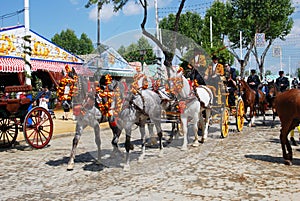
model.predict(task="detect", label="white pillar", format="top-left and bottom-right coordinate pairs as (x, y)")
top-left (24, 0), bottom-right (31, 85)
top-left (240, 31), bottom-right (243, 59)
top-left (210, 16), bottom-right (213, 48)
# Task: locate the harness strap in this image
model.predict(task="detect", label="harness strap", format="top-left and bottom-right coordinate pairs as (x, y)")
top-left (130, 91), bottom-right (148, 116)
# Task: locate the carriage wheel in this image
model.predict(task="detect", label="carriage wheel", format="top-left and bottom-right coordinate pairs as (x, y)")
top-left (236, 99), bottom-right (245, 132)
top-left (23, 107), bottom-right (53, 149)
top-left (0, 118), bottom-right (18, 148)
top-left (220, 108), bottom-right (230, 138)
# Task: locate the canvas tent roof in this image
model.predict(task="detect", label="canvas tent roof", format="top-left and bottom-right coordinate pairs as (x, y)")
top-left (83, 45), bottom-right (136, 77)
top-left (0, 25), bottom-right (86, 75)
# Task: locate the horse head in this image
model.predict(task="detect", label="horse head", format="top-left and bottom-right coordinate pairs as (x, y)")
top-left (168, 66), bottom-right (191, 98)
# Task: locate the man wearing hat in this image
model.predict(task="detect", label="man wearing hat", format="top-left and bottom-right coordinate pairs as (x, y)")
top-left (247, 69), bottom-right (261, 104)
top-left (275, 71), bottom-right (290, 92)
top-left (204, 55), bottom-right (224, 80)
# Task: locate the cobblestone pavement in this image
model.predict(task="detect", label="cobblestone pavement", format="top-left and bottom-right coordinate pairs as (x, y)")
top-left (1, 115), bottom-right (300, 201)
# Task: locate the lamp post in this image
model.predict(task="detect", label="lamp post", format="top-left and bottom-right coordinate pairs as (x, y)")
top-left (139, 49), bottom-right (147, 72)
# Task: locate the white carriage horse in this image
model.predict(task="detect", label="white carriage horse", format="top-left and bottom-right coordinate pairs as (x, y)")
top-left (117, 88), bottom-right (163, 170)
top-left (168, 66), bottom-right (213, 150)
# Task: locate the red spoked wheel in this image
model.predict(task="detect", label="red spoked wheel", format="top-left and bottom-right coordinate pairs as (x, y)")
top-left (23, 107), bottom-right (53, 149)
top-left (0, 118), bottom-right (18, 148)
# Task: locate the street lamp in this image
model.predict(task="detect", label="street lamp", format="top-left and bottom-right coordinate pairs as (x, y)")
top-left (139, 49), bottom-right (147, 71)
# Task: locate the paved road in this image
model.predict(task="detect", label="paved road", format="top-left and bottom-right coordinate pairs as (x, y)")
top-left (1, 114), bottom-right (300, 201)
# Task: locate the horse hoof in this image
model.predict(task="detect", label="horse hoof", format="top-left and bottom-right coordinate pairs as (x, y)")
top-left (158, 150), bottom-right (164, 158)
top-left (181, 146), bottom-right (188, 151)
top-left (138, 156), bottom-right (144, 163)
top-left (67, 163), bottom-right (74, 171)
top-left (123, 164), bottom-right (130, 171)
top-left (192, 141), bottom-right (200, 147)
top-left (284, 160), bottom-right (292, 166)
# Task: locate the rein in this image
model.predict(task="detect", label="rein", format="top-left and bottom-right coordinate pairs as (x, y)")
top-left (129, 90), bottom-right (148, 116)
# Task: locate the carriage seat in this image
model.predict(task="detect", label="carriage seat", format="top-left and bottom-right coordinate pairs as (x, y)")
top-left (0, 98), bottom-right (31, 113)
top-left (4, 85), bottom-right (32, 93)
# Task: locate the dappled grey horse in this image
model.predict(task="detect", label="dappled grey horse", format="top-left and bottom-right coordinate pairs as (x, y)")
top-left (67, 78), bottom-right (122, 170)
top-left (117, 89), bottom-right (163, 170)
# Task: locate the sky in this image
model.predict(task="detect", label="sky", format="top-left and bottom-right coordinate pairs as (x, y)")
top-left (1, 0), bottom-right (300, 75)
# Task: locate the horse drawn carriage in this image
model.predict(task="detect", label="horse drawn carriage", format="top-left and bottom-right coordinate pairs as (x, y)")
top-left (0, 85), bottom-right (53, 148)
top-left (212, 80), bottom-right (245, 138)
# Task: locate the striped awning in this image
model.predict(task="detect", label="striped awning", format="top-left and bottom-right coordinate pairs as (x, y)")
top-left (0, 57), bottom-right (88, 75)
top-left (0, 57), bottom-right (24, 72)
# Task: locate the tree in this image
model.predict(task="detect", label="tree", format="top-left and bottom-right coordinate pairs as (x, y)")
top-left (117, 36), bottom-right (156, 64)
top-left (159, 12), bottom-right (203, 55)
top-left (78, 33), bottom-right (94, 55)
top-left (51, 29), bottom-right (94, 55)
top-left (85, 0), bottom-right (187, 75)
top-left (225, 0), bottom-right (294, 78)
top-left (201, 1), bottom-right (234, 65)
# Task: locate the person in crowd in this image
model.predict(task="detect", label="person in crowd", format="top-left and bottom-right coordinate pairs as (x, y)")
top-left (275, 70), bottom-right (290, 92)
top-left (224, 63), bottom-right (237, 106)
top-left (204, 55), bottom-right (225, 80)
top-left (203, 55), bottom-right (225, 97)
top-left (247, 69), bottom-right (261, 105)
top-left (291, 77), bottom-right (298, 89)
top-left (39, 92), bottom-right (49, 119)
top-left (3, 92), bottom-right (10, 99)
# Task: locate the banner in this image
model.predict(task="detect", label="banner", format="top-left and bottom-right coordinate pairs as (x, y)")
top-left (272, 46), bottom-right (282, 57)
top-left (255, 33), bottom-right (265, 47)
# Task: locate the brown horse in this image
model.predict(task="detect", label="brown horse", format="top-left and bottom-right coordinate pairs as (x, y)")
top-left (266, 81), bottom-right (281, 128)
top-left (238, 78), bottom-right (266, 126)
top-left (274, 89), bottom-right (300, 165)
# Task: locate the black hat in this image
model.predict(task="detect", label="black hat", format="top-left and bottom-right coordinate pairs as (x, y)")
top-left (279, 70), bottom-right (284, 75)
top-left (212, 55), bottom-right (218, 60)
top-left (251, 69), bottom-right (256, 73)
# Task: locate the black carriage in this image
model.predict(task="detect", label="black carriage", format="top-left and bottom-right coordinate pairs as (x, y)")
top-left (0, 85), bottom-right (53, 148)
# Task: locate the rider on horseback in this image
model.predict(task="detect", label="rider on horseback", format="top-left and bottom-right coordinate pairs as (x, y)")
top-left (247, 69), bottom-right (261, 106)
top-left (275, 70), bottom-right (290, 92)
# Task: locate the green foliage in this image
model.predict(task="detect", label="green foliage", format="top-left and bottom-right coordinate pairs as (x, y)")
top-left (265, 70), bottom-right (272, 76)
top-left (159, 11), bottom-right (203, 53)
top-left (228, 0), bottom-right (294, 49)
top-left (117, 36), bottom-right (156, 64)
top-left (51, 29), bottom-right (94, 55)
top-left (85, 0), bottom-right (129, 11)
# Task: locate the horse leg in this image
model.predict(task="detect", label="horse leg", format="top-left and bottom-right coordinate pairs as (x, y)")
top-left (193, 115), bottom-right (202, 146)
top-left (93, 121), bottom-right (101, 165)
top-left (201, 108), bottom-right (211, 144)
top-left (280, 128), bottom-right (292, 165)
top-left (248, 106), bottom-right (255, 127)
top-left (138, 121), bottom-right (147, 162)
top-left (271, 109), bottom-right (276, 128)
top-left (153, 120), bottom-right (163, 157)
top-left (109, 117), bottom-right (122, 154)
top-left (67, 122), bottom-right (87, 170)
top-left (124, 129), bottom-right (133, 171)
top-left (147, 123), bottom-right (157, 146)
top-left (180, 116), bottom-right (188, 151)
